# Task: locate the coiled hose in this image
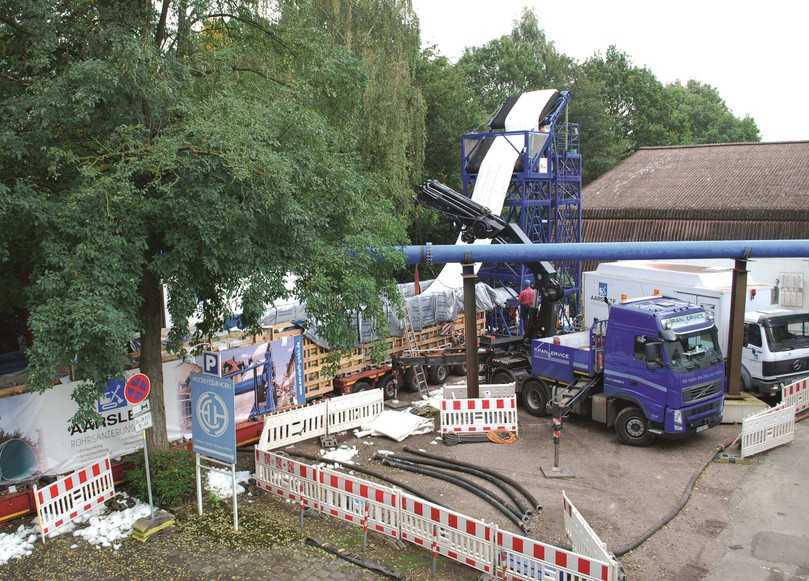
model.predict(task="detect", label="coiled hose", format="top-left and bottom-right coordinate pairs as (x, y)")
top-left (380, 456), bottom-right (529, 533)
top-left (383, 452), bottom-right (532, 516)
top-left (281, 450), bottom-right (445, 507)
top-left (403, 445), bottom-right (541, 511)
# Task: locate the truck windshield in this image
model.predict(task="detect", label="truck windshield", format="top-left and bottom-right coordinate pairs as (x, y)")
top-left (764, 314), bottom-right (809, 352)
top-left (664, 327), bottom-right (722, 372)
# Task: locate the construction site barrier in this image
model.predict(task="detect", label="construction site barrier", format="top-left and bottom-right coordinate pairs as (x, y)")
top-left (439, 395), bottom-right (519, 435)
top-left (319, 467), bottom-right (400, 539)
top-left (326, 389), bottom-right (385, 435)
top-left (254, 449), bottom-right (620, 580)
top-left (400, 492), bottom-right (495, 574)
top-left (258, 400), bottom-right (328, 450)
top-left (782, 378), bottom-right (809, 415)
top-left (562, 491), bottom-right (617, 571)
top-left (33, 455), bottom-right (115, 540)
top-left (257, 389), bottom-right (385, 451)
top-left (741, 403), bottom-right (796, 458)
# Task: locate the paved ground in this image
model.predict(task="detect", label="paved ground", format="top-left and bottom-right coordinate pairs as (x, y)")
top-left (704, 423), bottom-right (809, 581)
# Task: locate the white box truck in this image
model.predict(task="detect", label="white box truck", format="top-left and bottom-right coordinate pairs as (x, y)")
top-left (583, 261), bottom-right (809, 397)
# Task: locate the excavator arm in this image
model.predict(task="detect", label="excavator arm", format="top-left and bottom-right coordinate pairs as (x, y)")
top-left (417, 180), bottom-right (563, 337)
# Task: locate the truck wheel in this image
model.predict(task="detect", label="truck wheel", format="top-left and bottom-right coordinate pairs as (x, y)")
top-left (378, 375), bottom-right (397, 400)
top-left (351, 380), bottom-right (372, 393)
top-left (615, 407), bottom-right (654, 446)
top-left (521, 380), bottom-right (548, 417)
top-left (741, 367), bottom-right (753, 393)
top-left (492, 368), bottom-right (515, 384)
top-left (401, 368), bottom-right (418, 392)
top-left (428, 365), bottom-right (449, 385)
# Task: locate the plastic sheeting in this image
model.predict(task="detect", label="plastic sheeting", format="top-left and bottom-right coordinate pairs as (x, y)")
top-left (426, 89), bottom-right (559, 294)
top-left (258, 280), bottom-right (512, 349)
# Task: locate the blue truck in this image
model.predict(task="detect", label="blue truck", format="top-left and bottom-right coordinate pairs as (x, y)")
top-left (517, 296), bottom-right (726, 445)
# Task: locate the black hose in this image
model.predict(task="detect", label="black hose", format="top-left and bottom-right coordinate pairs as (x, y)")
top-left (613, 435), bottom-right (739, 557)
top-left (381, 456), bottom-right (528, 533)
top-left (384, 452), bottom-right (531, 516)
top-left (305, 537), bottom-right (402, 579)
top-left (281, 450), bottom-right (445, 507)
top-left (403, 445), bottom-right (541, 511)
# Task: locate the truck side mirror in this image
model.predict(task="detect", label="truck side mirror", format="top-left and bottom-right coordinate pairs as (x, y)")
top-left (644, 341), bottom-right (663, 367)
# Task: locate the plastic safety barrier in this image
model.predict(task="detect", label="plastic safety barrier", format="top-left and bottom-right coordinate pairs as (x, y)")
top-left (326, 389), bottom-right (385, 435)
top-left (255, 449), bottom-right (620, 580)
top-left (254, 449), bottom-right (323, 510)
top-left (439, 395), bottom-right (519, 435)
top-left (33, 455), bottom-right (115, 540)
top-left (399, 493), bottom-right (495, 574)
top-left (782, 378), bottom-right (809, 415)
top-left (741, 403), bottom-right (796, 458)
top-left (562, 492), bottom-right (617, 572)
top-left (497, 528), bottom-right (614, 581)
top-left (319, 467), bottom-right (400, 539)
top-left (258, 400), bottom-right (328, 450)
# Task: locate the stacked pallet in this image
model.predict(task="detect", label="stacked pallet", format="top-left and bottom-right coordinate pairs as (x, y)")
top-left (261, 312), bottom-right (485, 399)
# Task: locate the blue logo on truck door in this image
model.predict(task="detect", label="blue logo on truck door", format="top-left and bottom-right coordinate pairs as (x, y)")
top-left (598, 282), bottom-right (608, 298)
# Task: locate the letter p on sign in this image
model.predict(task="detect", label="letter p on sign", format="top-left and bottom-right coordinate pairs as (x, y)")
top-left (203, 351), bottom-right (221, 377)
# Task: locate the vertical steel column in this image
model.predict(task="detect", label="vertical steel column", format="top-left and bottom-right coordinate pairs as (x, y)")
top-left (727, 259), bottom-right (748, 397)
top-left (463, 261), bottom-right (480, 399)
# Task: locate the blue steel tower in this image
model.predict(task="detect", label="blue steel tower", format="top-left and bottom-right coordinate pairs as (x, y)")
top-left (459, 91), bottom-right (582, 331)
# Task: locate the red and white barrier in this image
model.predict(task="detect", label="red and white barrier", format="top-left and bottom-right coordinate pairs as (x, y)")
top-left (33, 456), bottom-right (115, 540)
top-left (562, 491), bottom-right (617, 574)
top-left (782, 378), bottom-right (809, 415)
top-left (440, 395), bottom-right (519, 435)
top-left (254, 449), bottom-right (621, 580)
top-left (258, 400), bottom-right (328, 451)
top-left (319, 467), bottom-right (400, 539)
top-left (741, 403), bottom-right (796, 458)
top-left (326, 389), bottom-right (385, 434)
top-left (497, 528), bottom-right (613, 581)
top-left (399, 493), bottom-right (495, 575)
top-left (254, 449), bottom-right (322, 510)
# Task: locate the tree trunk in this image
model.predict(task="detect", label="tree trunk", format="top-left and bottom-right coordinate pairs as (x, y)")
top-left (140, 259), bottom-right (170, 450)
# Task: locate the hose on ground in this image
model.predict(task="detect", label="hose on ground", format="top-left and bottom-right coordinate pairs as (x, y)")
top-left (403, 445), bottom-right (541, 511)
top-left (305, 537), bottom-right (402, 579)
top-left (487, 431), bottom-right (519, 445)
top-left (380, 456), bottom-right (529, 533)
top-left (281, 450), bottom-right (445, 507)
top-left (383, 452), bottom-right (532, 516)
top-left (613, 433), bottom-right (741, 557)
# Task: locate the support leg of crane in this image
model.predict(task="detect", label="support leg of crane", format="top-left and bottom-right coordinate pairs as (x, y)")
top-left (541, 404), bottom-right (575, 479)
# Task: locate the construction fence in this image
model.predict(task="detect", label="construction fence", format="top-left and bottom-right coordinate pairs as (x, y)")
top-left (740, 375), bottom-right (808, 458)
top-left (255, 449), bottom-right (622, 581)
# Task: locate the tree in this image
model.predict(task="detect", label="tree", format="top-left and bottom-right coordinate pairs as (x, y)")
top-left (0, 0), bottom-right (405, 449)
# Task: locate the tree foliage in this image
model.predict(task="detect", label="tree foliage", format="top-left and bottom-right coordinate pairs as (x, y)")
top-left (0, 0), bottom-right (407, 447)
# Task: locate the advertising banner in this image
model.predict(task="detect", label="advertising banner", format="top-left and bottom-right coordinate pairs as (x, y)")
top-left (0, 338), bottom-right (306, 483)
top-left (191, 373), bottom-right (236, 464)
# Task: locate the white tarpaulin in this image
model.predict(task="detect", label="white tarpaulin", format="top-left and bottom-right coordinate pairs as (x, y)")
top-left (426, 89), bottom-right (558, 294)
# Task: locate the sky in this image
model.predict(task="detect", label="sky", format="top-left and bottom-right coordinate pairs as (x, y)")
top-left (412, 0), bottom-right (809, 142)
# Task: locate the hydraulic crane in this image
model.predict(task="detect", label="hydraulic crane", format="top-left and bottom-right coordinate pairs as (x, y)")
top-left (418, 180), bottom-right (564, 339)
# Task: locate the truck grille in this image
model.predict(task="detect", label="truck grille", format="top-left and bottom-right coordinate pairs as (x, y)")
top-left (763, 358), bottom-right (809, 377)
top-left (685, 400), bottom-right (719, 419)
top-left (682, 382), bottom-right (721, 403)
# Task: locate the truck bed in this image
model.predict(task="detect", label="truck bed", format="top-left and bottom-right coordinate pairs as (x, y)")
top-left (532, 331), bottom-right (595, 383)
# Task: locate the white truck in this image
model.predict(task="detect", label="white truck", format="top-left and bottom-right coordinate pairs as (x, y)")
top-left (583, 261), bottom-right (809, 398)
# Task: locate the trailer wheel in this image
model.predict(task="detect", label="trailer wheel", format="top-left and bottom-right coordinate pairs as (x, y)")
top-left (428, 365), bottom-right (449, 385)
top-left (379, 375), bottom-right (397, 400)
top-left (401, 368), bottom-right (419, 392)
top-left (521, 379), bottom-right (549, 417)
top-left (351, 380), bottom-right (372, 393)
top-left (450, 364), bottom-right (467, 377)
top-left (615, 406), bottom-right (654, 446)
top-left (492, 368), bottom-right (515, 385)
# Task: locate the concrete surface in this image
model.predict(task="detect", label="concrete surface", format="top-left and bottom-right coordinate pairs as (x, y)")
top-left (705, 423), bottom-right (809, 581)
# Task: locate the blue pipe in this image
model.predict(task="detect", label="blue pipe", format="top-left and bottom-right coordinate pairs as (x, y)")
top-left (400, 240), bottom-right (809, 265)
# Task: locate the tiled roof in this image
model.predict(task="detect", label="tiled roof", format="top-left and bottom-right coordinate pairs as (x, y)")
top-left (583, 141), bottom-right (809, 221)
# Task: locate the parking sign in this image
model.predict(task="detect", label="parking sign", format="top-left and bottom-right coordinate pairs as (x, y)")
top-left (191, 373), bottom-right (236, 464)
top-left (203, 351), bottom-right (221, 377)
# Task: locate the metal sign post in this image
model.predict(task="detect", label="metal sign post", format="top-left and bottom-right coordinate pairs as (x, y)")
top-left (125, 373), bottom-right (155, 516)
top-left (191, 372), bottom-right (238, 530)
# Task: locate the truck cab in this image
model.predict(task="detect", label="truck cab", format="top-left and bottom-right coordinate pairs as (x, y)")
top-left (601, 297), bottom-right (725, 444)
top-left (743, 308), bottom-right (809, 396)
top-left (527, 296), bottom-right (726, 445)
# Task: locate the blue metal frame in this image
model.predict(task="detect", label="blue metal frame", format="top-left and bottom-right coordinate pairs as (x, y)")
top-left (459, 90), bottom-right (582, 331)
